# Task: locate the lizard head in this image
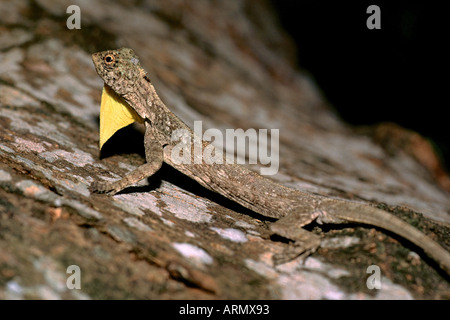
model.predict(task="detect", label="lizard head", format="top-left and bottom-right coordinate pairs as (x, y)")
top-left (92, 47), bottom-right (144, 96)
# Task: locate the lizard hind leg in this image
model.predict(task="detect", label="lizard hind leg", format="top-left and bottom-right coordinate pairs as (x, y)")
top-left (270, 211), bottom-right (321, 265)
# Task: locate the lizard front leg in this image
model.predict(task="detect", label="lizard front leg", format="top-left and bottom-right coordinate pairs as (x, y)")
top-left (91, 126), bottom-right (164, 195)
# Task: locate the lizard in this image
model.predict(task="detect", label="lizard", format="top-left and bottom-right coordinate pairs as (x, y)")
top-left (90, 47), bottom-right (450, 275)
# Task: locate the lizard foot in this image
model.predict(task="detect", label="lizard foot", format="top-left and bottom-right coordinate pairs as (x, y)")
top-left (270, 213), bottom-right (321, 265)
top-left (272, 239), bottom-right (320, 265)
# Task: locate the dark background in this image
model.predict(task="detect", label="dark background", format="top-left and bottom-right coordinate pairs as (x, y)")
top-left (271, 1), bottom-right (449, 169)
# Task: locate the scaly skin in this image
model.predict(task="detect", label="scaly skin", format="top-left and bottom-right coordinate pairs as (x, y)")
top-left (90, 47), bottom-right (450, 275)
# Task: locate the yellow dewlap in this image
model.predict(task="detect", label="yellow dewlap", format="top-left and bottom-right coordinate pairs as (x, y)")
top-left (99, 85), bottom-right (144, 150)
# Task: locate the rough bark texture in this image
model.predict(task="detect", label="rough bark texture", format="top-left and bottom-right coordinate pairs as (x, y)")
top-left (0, 0), bottom-right (449, 299)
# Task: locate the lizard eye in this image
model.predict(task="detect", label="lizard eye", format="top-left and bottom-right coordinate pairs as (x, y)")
top-left (104, 55), bottom-right (115, 65)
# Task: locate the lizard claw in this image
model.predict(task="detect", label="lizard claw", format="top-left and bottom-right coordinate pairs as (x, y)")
top-left (269, 217), bottom-right (321, 265)
top-left (272, 242), bottom-right (318, 266)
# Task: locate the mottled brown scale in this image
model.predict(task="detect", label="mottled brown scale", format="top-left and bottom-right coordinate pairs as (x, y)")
top-left (91, 47), bottom-right (450, 274)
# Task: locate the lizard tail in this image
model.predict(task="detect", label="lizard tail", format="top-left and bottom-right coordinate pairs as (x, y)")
top-left (319, 199), bottom-right (450, 275)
